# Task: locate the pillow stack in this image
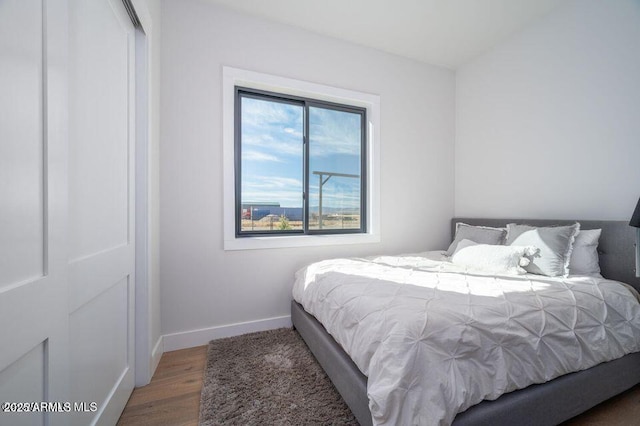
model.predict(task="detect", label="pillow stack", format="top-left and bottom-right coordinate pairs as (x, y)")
top-left (447, 222), bottom-right (601, 277)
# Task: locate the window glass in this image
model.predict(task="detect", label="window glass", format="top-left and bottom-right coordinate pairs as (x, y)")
top-left (308, 106), bottom-right (362, 231)
top-left (236, 88), bottom-right (366, 237)
top-left (239, 96), bottom-right (304, 233)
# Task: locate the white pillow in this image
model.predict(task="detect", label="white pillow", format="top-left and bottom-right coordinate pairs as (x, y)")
top-left (568, 229), bottom-right (601, 276)
top-left (451, 239), bottom-right (540, 275)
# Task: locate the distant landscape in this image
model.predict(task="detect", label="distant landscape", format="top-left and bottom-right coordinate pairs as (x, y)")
top-left (241, 209), bottom-right (360, 232)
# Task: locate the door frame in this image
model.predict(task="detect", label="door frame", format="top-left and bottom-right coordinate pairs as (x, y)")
top-left (126, 0), bottom-right (158, 387)
top-left (134, 24), bottom-right (152, 386)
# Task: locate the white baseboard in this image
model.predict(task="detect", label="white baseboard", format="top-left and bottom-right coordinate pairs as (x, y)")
top-left (162, 315), bottom-right (292, 352)
top-left (150, 335), bottom-right (163, 376)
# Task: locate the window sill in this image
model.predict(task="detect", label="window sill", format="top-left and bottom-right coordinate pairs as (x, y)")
top-left (223, 232), bottom-right (380, 251)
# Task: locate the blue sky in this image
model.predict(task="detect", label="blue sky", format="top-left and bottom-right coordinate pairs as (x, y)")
top-left (241, 96), bottom-right (362, 210)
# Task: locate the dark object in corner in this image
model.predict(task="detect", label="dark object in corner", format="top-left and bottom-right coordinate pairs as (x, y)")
top-left (630, 197), bottom-right (640, 228)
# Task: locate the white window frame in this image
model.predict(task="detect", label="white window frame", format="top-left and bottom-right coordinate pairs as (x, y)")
top-left (222, 66), bottom-right (381, 250)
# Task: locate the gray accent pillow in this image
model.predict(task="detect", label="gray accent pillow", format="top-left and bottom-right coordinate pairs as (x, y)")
top-left (568, 229), bottom-right (602, 276)
top-left (506, 223), bottom-right (580, 277)
top-left (446, 223), bottom-right (506, 256)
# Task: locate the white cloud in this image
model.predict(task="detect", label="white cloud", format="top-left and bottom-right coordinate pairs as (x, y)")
top-left (244, 176), bottom-right (302, 189)
top-left (308, 107), bottom-right (362, 157)
top-left (242, 134), bottom-right (301, 157)
top-left (241, 97), bottom-right (303, 132)
top-left (242, 150), bottom-right (282, 162)
top-left (241, 189), bottom-right (303, 207)
top-left (283, 127), bottom-right (303, 137)
top-left (242, 175), bottom-right (303, 207)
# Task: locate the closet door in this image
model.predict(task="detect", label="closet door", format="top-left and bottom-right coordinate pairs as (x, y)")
top-left (0, 1), bottom-right (70, 426)
top-left (67, 0), bottom-right (136, 424)
top-left (1, 1), bottom-right (136, 424)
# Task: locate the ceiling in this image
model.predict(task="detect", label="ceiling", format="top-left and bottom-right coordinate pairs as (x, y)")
top-left (202, 0), bottom-right (564, 69)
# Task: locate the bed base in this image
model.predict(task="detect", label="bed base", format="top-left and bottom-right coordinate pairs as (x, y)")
top-left (293, 301), bottom-right (640, 425)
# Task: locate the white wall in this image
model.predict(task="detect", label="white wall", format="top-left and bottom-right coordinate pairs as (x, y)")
top-left (456, 0), bottom-right (640, 220)
top-left (160, 0), bottom-right (455, 345)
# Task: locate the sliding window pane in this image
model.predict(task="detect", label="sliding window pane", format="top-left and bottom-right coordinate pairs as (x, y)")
top-left (308, 106), bottom-right (363, 231)
top-left (239, 95), bottom-right (304, 233)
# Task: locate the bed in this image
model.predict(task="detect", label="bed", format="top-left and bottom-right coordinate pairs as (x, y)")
top-left (291, 218), bottom-right (640, 425)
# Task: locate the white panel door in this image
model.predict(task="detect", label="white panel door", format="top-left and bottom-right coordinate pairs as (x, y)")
top-left (0, 1), bottom-right (69, 426)
top-left (67, 0), bottom-right (136, 424)
top-left (1, 1), bottom-right (136, 424)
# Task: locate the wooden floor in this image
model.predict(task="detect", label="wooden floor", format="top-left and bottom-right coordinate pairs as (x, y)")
top-left (118, 345), bottom-right (640, 425)
top-left (117, 346), bottom-right (208, 426)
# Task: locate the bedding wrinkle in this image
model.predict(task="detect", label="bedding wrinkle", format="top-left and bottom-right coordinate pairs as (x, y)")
top-left (293, 252), bottom-right (640, 425)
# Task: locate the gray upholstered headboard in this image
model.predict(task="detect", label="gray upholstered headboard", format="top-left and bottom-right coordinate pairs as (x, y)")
top-left (452, 218), bottom-right (640, 291)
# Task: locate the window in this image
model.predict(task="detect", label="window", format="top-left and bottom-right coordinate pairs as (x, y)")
top-left (222, 66), bottom-right (380, 250)
top-left (235, 87), bottom-right (367, 237)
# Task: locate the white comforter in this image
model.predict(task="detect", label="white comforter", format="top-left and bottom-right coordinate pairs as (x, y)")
top-left (292, 252), bottom-right (640, 426)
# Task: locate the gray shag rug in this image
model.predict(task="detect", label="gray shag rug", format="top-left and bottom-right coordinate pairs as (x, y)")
top-left (198, 328), bottom-right (359, 425)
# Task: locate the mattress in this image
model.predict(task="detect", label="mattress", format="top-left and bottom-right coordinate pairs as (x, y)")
top-left (292, 251), bottom-right (640, 426)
